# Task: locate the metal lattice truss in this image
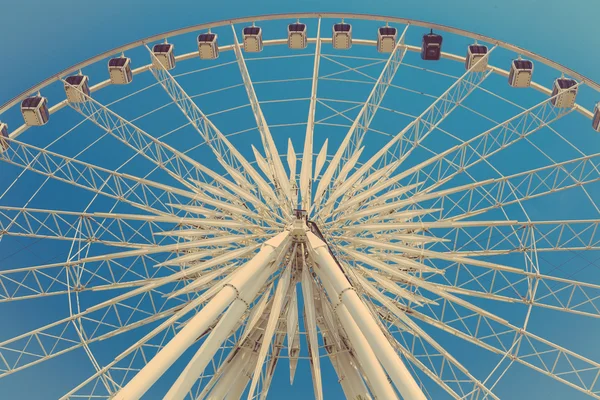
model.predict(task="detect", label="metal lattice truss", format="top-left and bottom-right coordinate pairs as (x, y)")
top-left (1, 14), bottom-right (600, 400)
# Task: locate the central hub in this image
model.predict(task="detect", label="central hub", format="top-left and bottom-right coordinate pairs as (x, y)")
top-left (290, 209), bottom-right (308, 241)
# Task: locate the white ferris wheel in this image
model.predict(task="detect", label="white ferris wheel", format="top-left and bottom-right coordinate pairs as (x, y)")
top-left (1, 12), bottom-right (600, 400)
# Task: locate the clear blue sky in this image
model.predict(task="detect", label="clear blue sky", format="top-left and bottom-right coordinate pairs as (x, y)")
top-left (1, 1), bottom-right (600, 399)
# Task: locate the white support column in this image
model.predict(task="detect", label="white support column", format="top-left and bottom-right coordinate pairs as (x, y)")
top-left (113, 231), bottom-right (290, 400)
top-left (332, 361), bottom-right (357, 400)
top-left (164, 263), bottom-right (281, 400)
top-left (246, 261), bottom-right (293, 399)
top-left (317, 306), bottom-right (371, 399)
top-left (312, 259), bottom-right (399, 400)
top-left (337, 351), bottom-right (372, 400)
top-left (301, 257), bottom-right (324, 400)
top-left (224, 354), bottom-right (258, 400)
top-left (327, 350), bottom-right (357, 399)
top-left (208, 350), bottom-right (252, 399)
top-left (307, 231), bottom-right (426, 400)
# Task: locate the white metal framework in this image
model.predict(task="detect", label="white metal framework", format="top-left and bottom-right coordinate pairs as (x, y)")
top-left (0, 13), bottom-right (599, 400)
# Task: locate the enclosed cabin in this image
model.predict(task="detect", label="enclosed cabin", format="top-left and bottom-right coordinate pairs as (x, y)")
top-left (152, 43), bottom-right (176, 70)
top-left (465, 44), bottom-right (489, 71)
top-left (377, 26), bottom-right (397, 53)
top-left (288, 22), bottom-right (307, 50)
top-left (332, 22), bottom-right (352, 50)
top-left (197, 33), bottom-right (219, 60)
top-left (21, 96), bottom-right (49, 126)
top-left (508, 59), bottom-right (533, 88)
top-left (243, 25), bottom-right (263, 53)
top-left (551, 77), bottom-right (578, 108)
top-left (0, 123), bottom-right (8, 153)
top-left (108, 57), bottom-right (133, 85)
top-left (421, 30), bottom-right (443, 60)
top-left (593, 103), bottom-right (600, 132)
top-left (64, 74), bottom-right (90, 103)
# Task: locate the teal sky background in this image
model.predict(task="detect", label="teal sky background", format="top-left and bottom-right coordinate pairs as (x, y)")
top-left (1, 1), bottom-right (600, 399)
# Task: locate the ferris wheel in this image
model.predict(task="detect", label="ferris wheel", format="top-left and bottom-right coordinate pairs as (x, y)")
top-left (2, 12), bottom-right (600, 400)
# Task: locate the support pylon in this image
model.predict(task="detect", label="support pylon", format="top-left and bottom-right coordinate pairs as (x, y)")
top-left (307, 231), bottom-right (427, 400)
top-left (113, 232), bottom-right (290, 400)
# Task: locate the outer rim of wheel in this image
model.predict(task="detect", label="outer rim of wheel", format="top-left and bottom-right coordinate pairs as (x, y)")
top-left (2, 11), bottom-right (599, 117)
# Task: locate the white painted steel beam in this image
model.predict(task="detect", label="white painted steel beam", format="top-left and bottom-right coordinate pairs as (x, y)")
top-left (313, 265), bottom-right (400, 400)
top-left (307, 231), bottom-right (424, 400)
top-left (145, 46), bottom-right (282, 219)
top-left (230, 24), bottom-right (293, 211)
top-left (113, 231), bottom-right (290, 400)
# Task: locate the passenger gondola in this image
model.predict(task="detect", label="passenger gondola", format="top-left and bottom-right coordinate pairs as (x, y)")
top-left (152, 43), bottom-right (176, 70)
top-left (288, 22), bottom-right (307, 49)
top-left (421, 30), bottom-right (443, 60)
top-left (508, 59), bottom-right (533, 88)
top-left (551, 77), bottom-right (578, 108)
top-left (332, 21), bottom-right (352, 50)
top-left (593, 103), bottom-right (600, 132)
top-left (0, 123), bottom-right (8, 152)
top-left (108, 57), bottom-right (133, 85)
top-left (198, 32), bottom-right (219, 60)
top-left (64, 74), bottom-right (90, 103)
top-left (21, 96), bottom-right (49, 126)
top-left (377, 26), bottom-right (397, 53)
top-left (465, 44), bottom-right (488, 71)
top-left (243, 25), bottom-right (263, 53)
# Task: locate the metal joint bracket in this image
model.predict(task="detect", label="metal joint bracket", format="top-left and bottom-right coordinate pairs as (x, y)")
top-left (338, 287), bottom-right (356, 303)
top-left (237, 297), bottom-right (250, 310)
top-left (223, 283), bottom-right (241, 299)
